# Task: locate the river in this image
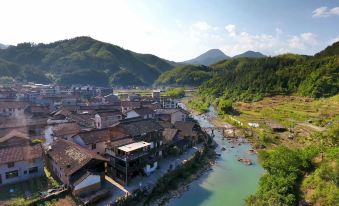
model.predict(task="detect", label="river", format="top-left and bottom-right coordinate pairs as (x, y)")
top-left (167, 105), bottom-right (264, 206)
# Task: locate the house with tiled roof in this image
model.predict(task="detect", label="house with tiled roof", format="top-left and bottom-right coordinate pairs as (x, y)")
top-left (52, 122), bottom-right (81, 140)
top-left (156, 108), bottom-right (189, 124)
top-left (162, 127), bottom-right (191, 156)
top-left (125, 107), bottom-right (155, 119)
top-left (121, 101), bottom-right (141, 112)
top-left (0, 131), bottom-right (44, 186)
top-left (174, 121), bottom-right (200, 145)
top-left (46, 139), bottom-right (107, 196)
top-left (72, 128), bottom-right (111, 155)
top-left (0, 101), bottom-right (29, 118)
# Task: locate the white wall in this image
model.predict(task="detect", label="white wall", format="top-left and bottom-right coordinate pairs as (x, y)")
top-left (74, 136), bottom-right (107, 155)
top-left (90, 141), bottom-right (107, 155)
top-left (126, 110), bottom-right (139, 119)
top-left (0, 158), bottom-right (44, 186)
top-left (50, 157), bottom-right (69, 185)
top-left (74, 174), bottom-right (100, 190)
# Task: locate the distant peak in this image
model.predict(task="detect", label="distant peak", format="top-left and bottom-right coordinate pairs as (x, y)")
top-left (183, 49), bottom-right (230, 65)
top-left (233, 50), bottom-right (266, 58)
top-left (203, 49), bottom-right (225, 55)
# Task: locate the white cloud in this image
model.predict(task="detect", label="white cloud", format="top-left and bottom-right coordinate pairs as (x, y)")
top-left (222, 24), bottom-right (281, 55)
top-left (288, 33), bottom-right (318, 49)
top-left (192, 21), bottom-right (218, 31)
top-left (225, 24), bottom-right (237, 37)
top-left (220, 23), bottom-right (324, 56)
top-left (330, 7), bottom-right (339, 15)
top-left (312, 6), bottom-right (339, 18)
top-left (275, 28), bottom-right (283, 36)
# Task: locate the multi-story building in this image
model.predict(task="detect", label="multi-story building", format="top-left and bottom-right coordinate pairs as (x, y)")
top-left (105, 118), bottom-right (164, 185)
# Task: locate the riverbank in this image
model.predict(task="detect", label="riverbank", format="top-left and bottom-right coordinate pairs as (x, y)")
top-left (147, 146), bottom-right (216, 206)
top-left (181, 95), bottom-right (338, 206)
top-left (114, 145), bottom-right (216, 206)
top-left (167, 101), bottom-right (264, 206)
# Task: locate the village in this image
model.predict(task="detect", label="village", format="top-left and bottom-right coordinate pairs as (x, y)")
top-left (0, 83), bottom-right (209, 205)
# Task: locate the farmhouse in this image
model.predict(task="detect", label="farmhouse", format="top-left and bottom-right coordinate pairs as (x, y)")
top-left (46, 139), bottom-right (107, 196)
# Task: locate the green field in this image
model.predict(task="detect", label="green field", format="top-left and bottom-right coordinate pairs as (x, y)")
top-left (222, 95), bottom-right (339, 148)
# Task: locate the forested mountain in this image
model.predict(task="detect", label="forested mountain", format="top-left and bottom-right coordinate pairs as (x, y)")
top-left (155, 64), bottom-right (212, 86)
top-left (183, 49), bottom-right (230, 66)
top-left (0, 37), bottom-right (176, 86)
top-left (157, 42), bottom-right (338, 99)
top-left (233, 50), bottom-right (266, 58)
top-left (315, 41), bottom-right (339, 57)
top-left (199, 43), bottom-right (339, 100)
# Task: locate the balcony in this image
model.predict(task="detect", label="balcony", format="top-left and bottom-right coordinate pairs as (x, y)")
top-left (113, 150), bottom-right (150, 161)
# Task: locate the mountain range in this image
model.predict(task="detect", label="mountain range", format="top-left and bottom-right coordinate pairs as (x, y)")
top-left (198, 42), bottom-right (339, 100)
top-left (183, 49), bottom-right (230, 66)
top-left (0, 37), bottom-right (177, 86)
top-left (156, 41), bottom-right (339, 96)
top-left (0, 36), bottom-right (337, 90)
top-left (232, 50), bottom-right (266, 59)
top-left (182, 49), bottom-right (266, 66)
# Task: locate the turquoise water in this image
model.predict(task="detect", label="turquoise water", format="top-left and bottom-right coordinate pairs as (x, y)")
top-left (167, 106), bottom-right (264, 206)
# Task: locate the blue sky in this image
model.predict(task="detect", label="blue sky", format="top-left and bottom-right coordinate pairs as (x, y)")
top-left (0, 0), bottom-right (338, 61)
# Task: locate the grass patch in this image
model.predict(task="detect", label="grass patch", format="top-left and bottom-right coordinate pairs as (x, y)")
top-left (0, 176), bottom-right (49, 205)
top-left (186, 96), bottom-right (209, 114)
top-left (0, 168), bottom-right (61, 206)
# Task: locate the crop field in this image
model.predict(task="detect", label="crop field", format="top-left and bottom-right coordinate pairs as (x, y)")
top-left (227, 95), bottom-right (339, 148)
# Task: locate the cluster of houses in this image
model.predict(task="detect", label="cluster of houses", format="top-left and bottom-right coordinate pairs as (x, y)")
top-left (0, 83), bottom-right (204, 202)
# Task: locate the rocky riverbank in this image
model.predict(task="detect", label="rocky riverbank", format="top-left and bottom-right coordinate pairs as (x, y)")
top-left (149, 148), bottom-right (216, 206)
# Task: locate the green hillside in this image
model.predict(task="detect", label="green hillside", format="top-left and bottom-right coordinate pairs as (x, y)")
top-left (155, 64), bottom-right (212, 86)
top-left (198, 43), bottom-right (339, 101)
top-left (315, 41), bottom-right (339, 57)
top-left (0, 37), bottom-right (175, 86)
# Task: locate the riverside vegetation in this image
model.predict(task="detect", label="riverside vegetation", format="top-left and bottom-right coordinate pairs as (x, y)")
top-left (182, 41), bottom-right (339, 206)
top-left (115, 138), bottom-right (216, 206)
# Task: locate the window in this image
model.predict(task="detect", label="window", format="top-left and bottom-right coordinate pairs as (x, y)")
top-left (92, 144), bottom-right (96, 149)
top-left (6, 170), bottom-right (19, 179)
top-left (29, 167), bottom-right (38, 174)
top-left (7, 162), bottom-right (14, 168)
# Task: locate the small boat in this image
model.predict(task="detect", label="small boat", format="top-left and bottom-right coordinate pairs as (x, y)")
top-left (221, 147), bottom-right (226, 151)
